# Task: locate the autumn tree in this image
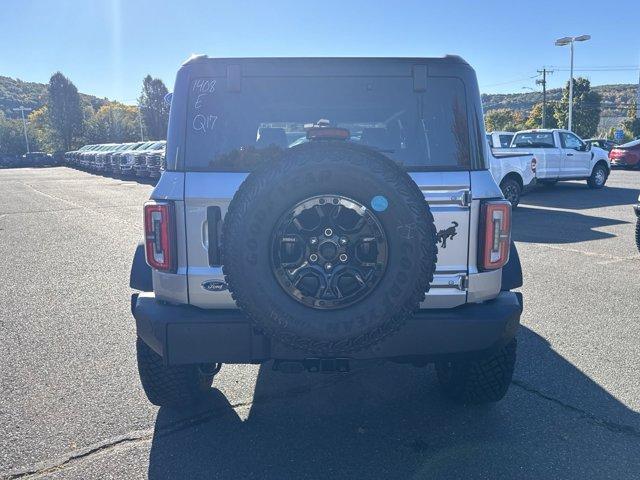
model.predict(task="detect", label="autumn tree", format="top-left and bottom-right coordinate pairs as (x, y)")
top-left (28, 106), bottom-right (55, 152)
top-left (85, 102), bottom-right (140, 144)
top-left (525, 102), bottom-right (559, 130)
top-left (485, 108), bottom-right (526, 132)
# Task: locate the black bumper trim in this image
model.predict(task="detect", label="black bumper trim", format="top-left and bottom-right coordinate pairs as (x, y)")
top-left (133, 292), bottom-right (522, 365)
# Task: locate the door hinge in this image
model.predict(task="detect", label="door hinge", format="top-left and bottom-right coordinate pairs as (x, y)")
top-left (461, 190), bottom-right (472, 207)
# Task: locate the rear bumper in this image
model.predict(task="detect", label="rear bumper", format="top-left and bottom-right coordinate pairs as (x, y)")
top-left (611, 159), bottom-right (639, 168)
top-left (132, 291), bottom-right (523, 365)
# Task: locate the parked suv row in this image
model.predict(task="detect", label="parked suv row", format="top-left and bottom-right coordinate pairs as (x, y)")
top-left (64, 141), bottom-right (166, 178)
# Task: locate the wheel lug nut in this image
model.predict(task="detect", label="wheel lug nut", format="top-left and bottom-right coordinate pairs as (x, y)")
top-left (309, 254), bottom-right (318, 263)
top-left (325, 262), bottom-right (333, 271)
top-left (339, 254), bottom-right (348, 263)
top-left (339, 237), bottom-right (348, 245)
top-left (324, 228), bottom-right (333, 237)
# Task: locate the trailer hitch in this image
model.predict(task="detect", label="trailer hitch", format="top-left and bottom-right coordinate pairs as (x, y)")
top-left (273, 358), bottom-right (350, 374)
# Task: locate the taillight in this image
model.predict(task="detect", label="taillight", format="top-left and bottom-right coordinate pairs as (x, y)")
top-left (306, 127), bottom-right (350, 140)
top-left (479, 200), bottom-right (511, 271)
top-left (144, 202), bottom-right (177, 272)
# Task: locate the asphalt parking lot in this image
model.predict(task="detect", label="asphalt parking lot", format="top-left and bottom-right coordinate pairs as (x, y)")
top-left (1, 166), bottom-right (639, 479)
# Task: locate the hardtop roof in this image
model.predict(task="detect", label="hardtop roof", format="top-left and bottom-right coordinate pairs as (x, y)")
top-left (183, 54), bottom-right (470, 67)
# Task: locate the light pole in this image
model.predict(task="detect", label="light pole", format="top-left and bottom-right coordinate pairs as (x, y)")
top-left (555, 35), bottom-right (591, 132)
top-left (12, 106), bottom-right (32, 153)
top-left (137, 105), bottom-right (145, 142)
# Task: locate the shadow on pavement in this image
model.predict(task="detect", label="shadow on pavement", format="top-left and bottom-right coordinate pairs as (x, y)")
top-left (147, 327), bottom-right (640, 479)
top-left (512, 206), bottom-right (629, 244)
top-left (522, 182), bottom-right (638, 210)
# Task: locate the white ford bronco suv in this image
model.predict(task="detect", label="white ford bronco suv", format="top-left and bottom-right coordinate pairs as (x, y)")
top-left (130, 56), bottom-right (523, 407)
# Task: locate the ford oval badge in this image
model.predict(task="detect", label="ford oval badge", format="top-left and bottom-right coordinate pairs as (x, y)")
top-left (201, 280), bottom-right (228, 292)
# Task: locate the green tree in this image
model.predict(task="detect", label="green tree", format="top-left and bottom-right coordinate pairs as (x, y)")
top-left (47, 72), bottom-right (84, 151)
top-left (524, 102), bottom-right (559, 130)
top-left (85, 102), bottom-right (140, 144)
top-left (621, 103), bottom-right (640, 140)
top-left (554, 77), bottom-right (601, 138)
top-left (485, 108), bottom-right (526, 132)
top-left (138, 75), bottom-right (169, 140)
top-left (0, 111), bottom-right (30, 154)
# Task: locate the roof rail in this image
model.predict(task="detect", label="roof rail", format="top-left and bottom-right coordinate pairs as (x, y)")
top-left (182, 53), bottom-right (208, 66)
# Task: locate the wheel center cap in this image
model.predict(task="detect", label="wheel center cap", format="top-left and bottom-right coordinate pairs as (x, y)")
top-left (318, 240), bottom-right (338, 261)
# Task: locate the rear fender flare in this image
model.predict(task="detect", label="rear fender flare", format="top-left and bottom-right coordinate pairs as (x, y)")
top-left (501, 241), bottom-right (522, 291)
top-left (130, 241), bottom-right (153, 292)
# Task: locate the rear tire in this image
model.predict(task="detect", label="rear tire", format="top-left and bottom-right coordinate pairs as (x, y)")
top-left (136, 338), bottom-right (218, 407)
top-left (435, 339), bottom-right (516, 404)
top-left (587, 164), bottom-right (608, 189)
top-left (635, 219), bottom-right (640, 253)
top-left (500, 178), bottom-right (522, 208)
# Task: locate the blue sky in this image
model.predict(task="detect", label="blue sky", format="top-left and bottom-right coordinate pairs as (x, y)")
top-left (1, 0), bottom-right (638, 103)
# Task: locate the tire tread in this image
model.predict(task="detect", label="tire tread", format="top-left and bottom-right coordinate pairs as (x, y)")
top-left (436, 339), bottom-right (517, 404)
top-left (136, 338), bottom-right (213, 407)
top-left (222, 143), bottom-right (438, 354)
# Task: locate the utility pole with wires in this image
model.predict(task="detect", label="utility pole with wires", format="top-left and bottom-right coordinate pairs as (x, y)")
top-left (12, 106), bottom-right (32, 153)
top-left (636, 69), bottom-right (640, 120)
top-left (536, 68), bottom-right (553, 128)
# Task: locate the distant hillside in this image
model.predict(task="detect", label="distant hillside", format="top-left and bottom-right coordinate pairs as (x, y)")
top-left (2, 74), bottom-right (636, 131)
top-left (482, 83), bottom-right (638, 130)
top-left (0, 76), bottom-right (108, 118)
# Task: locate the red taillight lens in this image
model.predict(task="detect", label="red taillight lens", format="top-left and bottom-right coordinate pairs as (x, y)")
top-left (144, 202), bottom-right (176, 272)
top-left (479, 200), bottom-right (511, 271)
top-left (306, 127), bottom-right (350, 140)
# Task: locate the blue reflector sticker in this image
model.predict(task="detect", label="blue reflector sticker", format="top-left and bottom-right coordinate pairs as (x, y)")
top-left (371, 195), bottom-right (389, 212)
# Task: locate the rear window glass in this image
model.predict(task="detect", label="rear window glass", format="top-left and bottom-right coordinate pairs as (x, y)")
top-left (498, 134), bottom-right (513, 148)
top-left (512, 132), bottom-right (555, 148)
top-left (183, 76), bottom-right (470, 171)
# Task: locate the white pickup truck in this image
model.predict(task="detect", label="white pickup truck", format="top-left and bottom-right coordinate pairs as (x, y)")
top-left (488, 146), bottom-right (536, 208)
top-left (497, 129), bottom-right (611, 189)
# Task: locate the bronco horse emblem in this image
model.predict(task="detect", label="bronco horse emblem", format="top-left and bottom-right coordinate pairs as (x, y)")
top-left (436, 221), bottom-right (459, 248)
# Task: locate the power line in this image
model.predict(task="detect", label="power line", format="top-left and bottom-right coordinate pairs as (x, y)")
top-left (548, 64), bottom-right (639, 69)
top-left (480, 74), bottom-right (539, 88)
top-left (554, 68), bottom-right (639, 72)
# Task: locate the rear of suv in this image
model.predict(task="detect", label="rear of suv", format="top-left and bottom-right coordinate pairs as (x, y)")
top-left (130, 56), bottom-right (523, 407)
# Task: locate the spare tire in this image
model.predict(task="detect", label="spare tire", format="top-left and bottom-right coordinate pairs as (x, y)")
top-left (222, 142), bottom-right (437, 354)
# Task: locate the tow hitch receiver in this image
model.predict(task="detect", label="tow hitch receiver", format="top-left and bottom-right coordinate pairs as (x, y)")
top-left (273, 358), bottom-right (350, 374)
